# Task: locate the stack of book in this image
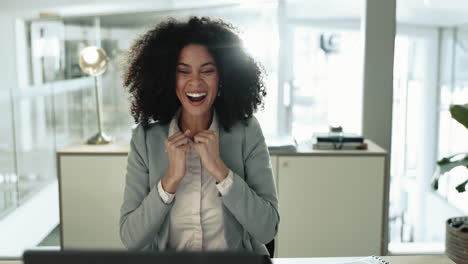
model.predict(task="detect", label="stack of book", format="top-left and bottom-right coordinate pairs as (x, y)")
top-left (266, 136), bottom-right (297, 153)
top-left (312, 132), bottom-right (367, 150)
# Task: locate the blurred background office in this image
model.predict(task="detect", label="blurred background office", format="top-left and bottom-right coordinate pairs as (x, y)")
top-left (0, 0), bottom-right (467, 259)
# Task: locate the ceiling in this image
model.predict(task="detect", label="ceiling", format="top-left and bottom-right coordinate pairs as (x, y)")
top-left (3, 0), bottom-right (468, 28)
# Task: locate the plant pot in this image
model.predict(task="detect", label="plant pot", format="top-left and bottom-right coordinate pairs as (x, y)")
top-left (446, 216), bottom-right (468, 264)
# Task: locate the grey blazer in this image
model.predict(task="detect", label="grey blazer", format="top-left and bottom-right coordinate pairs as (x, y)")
top-left (119, 116), bottom-right (279, 255)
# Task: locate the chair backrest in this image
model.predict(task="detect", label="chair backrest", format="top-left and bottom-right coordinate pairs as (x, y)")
top-left (265, 239), bottom-right (275, 258)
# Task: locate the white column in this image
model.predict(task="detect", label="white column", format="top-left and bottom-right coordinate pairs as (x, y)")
top-left (361, 0), bottom-right (396, 255)
top-left (361, 0), bottom-right (396, 151)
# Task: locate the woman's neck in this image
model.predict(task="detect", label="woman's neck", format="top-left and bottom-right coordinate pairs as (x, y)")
top-left (179, 109), bottom-right (213, 138)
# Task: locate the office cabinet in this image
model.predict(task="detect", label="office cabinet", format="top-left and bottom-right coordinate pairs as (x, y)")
top-left (58, 140), bottom-right (387, 255)
top-left (58, 144), bottom-right (128, 249)
top-left (274, 143), bottom-right (387, 257)
top-left (270, 155), bottom-right (278, 189)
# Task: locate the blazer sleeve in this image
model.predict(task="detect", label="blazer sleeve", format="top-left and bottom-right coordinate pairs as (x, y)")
top-left (220, 117), bottom-right (280, 244)
top-left (119, 124), bottom-right (173, 250)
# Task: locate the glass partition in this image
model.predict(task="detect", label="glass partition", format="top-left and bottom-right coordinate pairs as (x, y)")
top-left (0, 89), bottom-right (17, 219)
top-left (390, 0), bottom-right (468, 253)
top-left (289, 26), bottom-right (362, 139)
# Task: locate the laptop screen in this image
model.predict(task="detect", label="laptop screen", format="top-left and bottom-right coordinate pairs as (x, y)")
top-left (23, 250), bottom-right (272, 264)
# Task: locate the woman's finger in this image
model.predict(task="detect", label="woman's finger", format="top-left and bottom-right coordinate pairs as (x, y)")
top-left (181, 144), bottom-right (191, 152)
top-left (165, 130), bottom-right (191, 152)
top-left (170, 136), bottom-right (190, 148)
top-left (194, 134), bottom-right (210, 144)
top-left (168, 132), bottom-right (189, 144)
top-left (196, 130), bottom-right (216, 137)
top-left (167, 131), bottom-right (183, 141)
top-left (192, 142), bottom-right (204, 152)
top-left (168, 133), bottom-right (187, 143)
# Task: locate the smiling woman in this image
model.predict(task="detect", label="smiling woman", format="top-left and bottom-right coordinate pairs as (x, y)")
top-left (175, 44), bottom-right (219, 119)
top-left (120, 16), bottom-right (279, 256)
top-left (123, 16), bottom-right (266, 131)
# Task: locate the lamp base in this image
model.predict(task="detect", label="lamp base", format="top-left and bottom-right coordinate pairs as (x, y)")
top-left (86, 131), bottom-right (113, 145)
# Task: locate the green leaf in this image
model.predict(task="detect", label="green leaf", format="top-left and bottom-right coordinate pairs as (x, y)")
top-left (437, 154), bottom-right (468, 175)
top-left (434, 103), bottom-right (468, 193)
top-left (431, 177), bottom-right (439, 190)
top-left (450, 103), bottom-right (468, 129)
top-left (455, 179), bottom-right (468, 193)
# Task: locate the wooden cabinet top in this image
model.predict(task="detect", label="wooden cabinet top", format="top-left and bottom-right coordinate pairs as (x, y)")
top-left (57, 143), bottom-right (130, 155)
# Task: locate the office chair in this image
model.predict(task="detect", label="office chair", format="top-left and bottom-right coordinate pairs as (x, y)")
top-left (265, 239), bottom-right (274, 258)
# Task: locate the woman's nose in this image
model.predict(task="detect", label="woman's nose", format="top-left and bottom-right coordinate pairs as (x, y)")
top-left (188, 74), bottom-right (202, 85)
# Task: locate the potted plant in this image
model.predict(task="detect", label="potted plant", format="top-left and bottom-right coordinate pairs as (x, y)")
top-left (430, 103), bottom-right (468, 264)
top-left (431, 103), bottom-right (468, 193)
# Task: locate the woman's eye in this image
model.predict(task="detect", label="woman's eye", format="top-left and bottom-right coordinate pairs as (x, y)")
top-left (177, 70), bottom-right (189, 74)
top-left (202, 70), bottom-right (215, 74)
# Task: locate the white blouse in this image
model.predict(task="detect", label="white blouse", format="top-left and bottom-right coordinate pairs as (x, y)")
top-left (157, 111), bottom-right (234, 251)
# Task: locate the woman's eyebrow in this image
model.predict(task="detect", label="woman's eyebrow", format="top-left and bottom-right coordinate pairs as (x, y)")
top-left (177, 62), bottom-right (216, 67)
top-left (201, 62), bottom-right (216, 67)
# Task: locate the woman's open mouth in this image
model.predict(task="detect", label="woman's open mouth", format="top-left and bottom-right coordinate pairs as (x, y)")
top-left (186, 92), bottom-right (207, 105)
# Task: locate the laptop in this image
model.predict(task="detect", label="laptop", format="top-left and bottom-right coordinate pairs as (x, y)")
top-left (23, 250), bottom-right (272, 264)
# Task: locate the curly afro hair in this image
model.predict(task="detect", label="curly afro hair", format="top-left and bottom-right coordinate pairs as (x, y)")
top-left (123, 16), bottom-right (266, 132)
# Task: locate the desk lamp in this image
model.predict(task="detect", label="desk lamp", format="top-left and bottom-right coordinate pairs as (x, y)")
top-left (78, 46), bottom-right (112, 144)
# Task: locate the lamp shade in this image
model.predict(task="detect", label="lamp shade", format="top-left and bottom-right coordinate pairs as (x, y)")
top-left (78, 46), bottom-right (108, 76)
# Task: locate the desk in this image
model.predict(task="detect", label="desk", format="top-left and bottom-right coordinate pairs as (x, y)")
top-left (273, 255), bottom-right (455, 264)
top-left (57, 141), bottom-right (388, 257)
top-left (0, 255), bottom-right (455, 264)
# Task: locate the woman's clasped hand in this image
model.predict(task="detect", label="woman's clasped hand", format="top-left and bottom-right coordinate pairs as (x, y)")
top-left (163, 129), bottom-right (229, 194)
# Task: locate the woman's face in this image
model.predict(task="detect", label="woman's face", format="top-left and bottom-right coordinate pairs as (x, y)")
top-left (175, 44), bottom-right (219, 117)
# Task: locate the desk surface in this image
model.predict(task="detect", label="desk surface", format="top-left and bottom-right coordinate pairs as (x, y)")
top-left (57, 139), bottom-right (386, 156)
top-left (273, 255), bottom-right (454, 264)
top-left (1, 255), bottom-right (455, 264)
